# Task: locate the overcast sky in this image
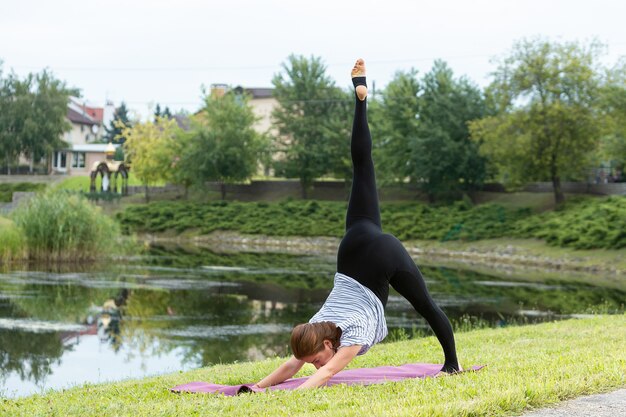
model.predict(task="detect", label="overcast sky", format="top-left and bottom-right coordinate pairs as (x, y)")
top-left (1, 0), bottom-right (624, 119)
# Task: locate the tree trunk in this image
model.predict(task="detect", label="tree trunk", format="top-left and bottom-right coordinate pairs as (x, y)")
top-left (551, 174), bottom-right (565, 206)
top-left (29, 155), bottom-right (34, 175)
top-left (184, 185), bottom-right (189, 200)
top-left (144, 184), bottom-right (150, 203)
top-left (301, 180), bottom-right (309, 199)
top-left (550, 153), bottom-right (565, 206)
top-left (220, 182), bottom-right (226, 200)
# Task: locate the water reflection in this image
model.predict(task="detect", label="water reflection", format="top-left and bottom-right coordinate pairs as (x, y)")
top-left (0, 244), bottom-right (624, 398)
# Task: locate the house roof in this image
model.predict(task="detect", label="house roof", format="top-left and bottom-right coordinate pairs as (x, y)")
top-left (244, 87), bottom-right (274, 99)
top-left (67, 107), bottom-right (98, 125)
top-left (80, 105), bottom-right (104, 123)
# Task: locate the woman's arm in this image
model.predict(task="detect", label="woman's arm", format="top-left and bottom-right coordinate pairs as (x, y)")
top-left (254, 356), bottom-right (305, 389)
top-left (296, 345), bottom-right (361, 390)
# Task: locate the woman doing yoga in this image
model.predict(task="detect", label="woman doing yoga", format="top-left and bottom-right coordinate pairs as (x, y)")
top-left (254, 59), bottom-right (460, 390)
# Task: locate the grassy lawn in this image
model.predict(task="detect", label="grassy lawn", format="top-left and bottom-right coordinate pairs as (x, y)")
top-left (3, 315), bottom-right (625, 416)
top-left (53, 173), bottom-right (152, 191)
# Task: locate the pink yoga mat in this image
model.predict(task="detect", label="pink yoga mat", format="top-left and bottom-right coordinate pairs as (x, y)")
top-left (171, 363), bottom-right (485, 396)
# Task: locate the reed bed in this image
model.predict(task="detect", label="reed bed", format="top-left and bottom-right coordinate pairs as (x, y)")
top-left (9, 191), bottom-right (121, 261)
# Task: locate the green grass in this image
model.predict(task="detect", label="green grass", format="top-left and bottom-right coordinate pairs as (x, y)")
top-left (3, 315), bottom-right (625, 416)
top-left (116, 196), bottom-right (626, 250)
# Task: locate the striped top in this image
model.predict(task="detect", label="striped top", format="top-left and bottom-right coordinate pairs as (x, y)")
top-left (309, 272), bottom-right (388, 356)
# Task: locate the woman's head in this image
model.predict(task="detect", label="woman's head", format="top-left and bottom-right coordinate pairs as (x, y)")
top-left (291, 322), bottom-right (342, 368)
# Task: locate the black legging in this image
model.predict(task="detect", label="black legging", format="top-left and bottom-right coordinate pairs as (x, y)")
top-left (336, 78), bottom-right (459, 371)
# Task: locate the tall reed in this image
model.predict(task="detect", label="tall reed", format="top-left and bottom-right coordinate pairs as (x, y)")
top-left (11, 191), bottom-right (121, 261)
top-left (0, 216), bottom-right (26, 262)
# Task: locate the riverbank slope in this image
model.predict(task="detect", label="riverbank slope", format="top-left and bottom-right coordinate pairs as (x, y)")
top-left (3, 315), bottom-right (625, 417)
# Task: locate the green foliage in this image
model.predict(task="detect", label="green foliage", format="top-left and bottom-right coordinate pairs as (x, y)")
top-left (181, 89), bottom-right (266, 199)
top-left (513, 196), bottom-right (626, 249)
top-left (412, 61), bottom-right (488, 201)
top-left (122, 116), bottom-right (180, 201)
top-left (272, 55), bottom-right (352, 196)
top-left (370, 69), bottom-right (420, 183)
top-left (471, 39), bottom-right (611, 204)
top-left (117, 196), bottom-right (626, 250)
top-left (0, 182), bottom-right (46, 202)
top-left (0, 66), bottom-right (76, 173)
top-left (11, 191), bottom-right (122, 261)
top-left (116, 199), bottom-right (532, 242)
top-left (0, 216), bottom-right (25, 261)
top-left (104, 102), bottom-right (132, 144)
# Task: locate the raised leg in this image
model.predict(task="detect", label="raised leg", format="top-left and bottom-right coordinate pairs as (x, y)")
top-left (346, 59), bottom-right (381, 230)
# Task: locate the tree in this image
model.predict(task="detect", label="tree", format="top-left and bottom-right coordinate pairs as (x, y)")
top-left (184, 89), bottom-right (265, 199)
top-left (0, 66), bottom-right (75, 174)
top-left (470, 39), bottom-right (608, 205)
top-left (596, 61), bottom-right (626, 178)
top-left (122, 117), bottom-right (179, 202)
top-left (370, 69), bottom-right (420, 185)
top-left (272, 55), bottom-right (350, 198)
top-left (413, 61), bottom-right (488, 201)
top-left (104, 102), bottom-right (132, 144)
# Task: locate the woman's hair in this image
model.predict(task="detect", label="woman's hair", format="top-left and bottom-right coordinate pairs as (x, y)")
top-left (290, 322), bottom-right (342, 359)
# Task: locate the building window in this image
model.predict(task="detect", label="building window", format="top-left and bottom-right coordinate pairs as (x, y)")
top-left (81, 125), bottom-right (84, 132)
top-left (72, 152), bottom-right (86, 168)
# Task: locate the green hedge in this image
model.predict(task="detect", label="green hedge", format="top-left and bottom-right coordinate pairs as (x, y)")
top-left (116, 196), bottom-right (626, 250)
top-left (0, 182), bottom-right (46, 202)
top-left (512, 196), bottom-right (626, 249)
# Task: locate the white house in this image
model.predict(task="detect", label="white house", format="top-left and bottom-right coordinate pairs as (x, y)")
top-left (51, 99), bottom-right (119, 175)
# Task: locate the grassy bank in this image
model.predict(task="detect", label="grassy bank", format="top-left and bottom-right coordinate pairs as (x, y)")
top-left (117, 196), bottom-right (626, 250)
top-left (3, 315), bottom-right (625, 416)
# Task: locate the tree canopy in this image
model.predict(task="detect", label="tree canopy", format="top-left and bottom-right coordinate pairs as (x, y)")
top-left (272, 55), bottom-right (351, 198)
top-left (180, 89), bottom-right (266, 199)
top-left (470, 39), bottom-right (611, 204)
top-left (0, 65), bottom-right (76, 174)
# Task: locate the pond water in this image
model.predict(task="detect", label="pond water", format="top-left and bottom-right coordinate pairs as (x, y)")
top-left (1, 245), bottom-right (624, 398)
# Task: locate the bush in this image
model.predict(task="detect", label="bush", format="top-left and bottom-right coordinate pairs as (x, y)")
top-left (12, 191), bottom-right (122, 261)
top-left (512, 196), bottom-right (626, 249)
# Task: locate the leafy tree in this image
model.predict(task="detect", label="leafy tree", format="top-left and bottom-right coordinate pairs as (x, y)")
top-left (184, 89), bottom-right (265, 199)
top-left (413, 61), bottom-right (488, 201)
top-left (470, 39), bottom-right (609, 204)
top-left (272, 55), bottom-right (350, 198)
top-left (104, 102), bottom-right (132, 144)
top-left (596, 62), bottom-right (626, 178)
top-left (370, 69), bottom-right (420, 184)
top-left (0, 66), bottom-right (75, 174)
top-left (122, 117), bottom-right (179, 202)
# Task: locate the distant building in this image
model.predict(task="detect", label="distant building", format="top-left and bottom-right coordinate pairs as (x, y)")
top-left (50, 99), bottom-right (119, 175)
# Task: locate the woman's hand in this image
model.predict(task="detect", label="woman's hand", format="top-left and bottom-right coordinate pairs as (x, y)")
top-left (255, 356), bottom-right (304, 389)
top-left (296, 345), bottom-right (361, 390)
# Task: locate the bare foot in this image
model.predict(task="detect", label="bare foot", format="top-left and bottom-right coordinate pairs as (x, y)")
top-left (351, 58), bottom-right (367, 101)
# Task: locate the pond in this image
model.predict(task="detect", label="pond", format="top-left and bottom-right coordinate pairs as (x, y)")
top-left (1, 244), bottom-right (624, 398)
